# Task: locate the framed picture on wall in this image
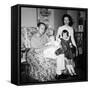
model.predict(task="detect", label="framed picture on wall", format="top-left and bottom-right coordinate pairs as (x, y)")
top-left (78, 25), bottom-right (84, 32)
top-left (11, 4), bottom-right (88, 85)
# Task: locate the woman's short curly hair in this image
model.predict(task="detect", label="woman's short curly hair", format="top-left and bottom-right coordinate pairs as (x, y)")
top-left (62, 14), bottom-right (73, 26)
top-left (37, 22), bottom-right (47, 30)
top-left (37, 22), bottom-right (47, 34)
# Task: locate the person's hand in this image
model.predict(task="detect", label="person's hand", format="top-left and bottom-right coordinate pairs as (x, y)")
top-left (35, 49), bottom-right (40, 53)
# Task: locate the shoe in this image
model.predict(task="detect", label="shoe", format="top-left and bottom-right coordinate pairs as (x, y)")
top-left (59, 74), bottom-right (69, 79)
top-left (55, 74), bottom-right (69, 80)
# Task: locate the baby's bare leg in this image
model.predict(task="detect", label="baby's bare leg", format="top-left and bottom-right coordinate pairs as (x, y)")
top-left (70, 65), bottom-right (76, 75)
top-left (66, 65), bottom-right (73, 75)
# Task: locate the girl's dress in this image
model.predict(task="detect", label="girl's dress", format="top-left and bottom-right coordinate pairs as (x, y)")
top-left (61, 37), bottom-right (73, 60)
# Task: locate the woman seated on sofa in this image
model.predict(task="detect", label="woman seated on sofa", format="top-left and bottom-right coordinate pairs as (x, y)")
top-left (27, 22), bottom-right (56, 81)
top-left (27, 22), bottom-right (65, 81)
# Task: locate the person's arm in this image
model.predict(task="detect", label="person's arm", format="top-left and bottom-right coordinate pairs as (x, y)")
top-left (70, 28), bottom-right (78, 56)
top-left (70, 28), bottom-right (77, 48)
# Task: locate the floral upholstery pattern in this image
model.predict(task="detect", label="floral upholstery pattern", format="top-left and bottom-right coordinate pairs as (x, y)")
top-left (21, 27), bottom-right (37, 49)
top-left (27, 49), bottom-right (56, 81)
top-left (21, 27), bottom-right (57, 81)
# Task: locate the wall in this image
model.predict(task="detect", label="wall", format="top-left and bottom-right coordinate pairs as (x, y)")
top-left (21, 7), bottom-right (37, 27)
top-left (67, 10), bottom-right (78, 32)
top-left (54, 9), bottom-right (67, 34)
top-left (49, 9), bottom-right (55, 29)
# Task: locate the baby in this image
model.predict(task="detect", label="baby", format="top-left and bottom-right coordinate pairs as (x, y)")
top-left (43, 34), bottom-right (61, 59)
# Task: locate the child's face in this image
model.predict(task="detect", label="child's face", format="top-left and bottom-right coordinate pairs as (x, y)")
top-left (62, 33), bottom-right (68, 40)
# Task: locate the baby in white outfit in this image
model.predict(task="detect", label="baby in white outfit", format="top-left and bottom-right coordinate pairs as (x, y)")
top-left (43, 36), bottom-right (61, 59)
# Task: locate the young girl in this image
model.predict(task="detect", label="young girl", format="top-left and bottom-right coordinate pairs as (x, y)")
top-left (61, 30), bottom-right (76, 76)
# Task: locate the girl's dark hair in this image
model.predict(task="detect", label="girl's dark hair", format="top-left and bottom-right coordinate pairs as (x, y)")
top-left (37, 22), bottom-right (47, 30)
top-left (62, 30), bottom-right (69, 37)
top-left (62, 14), bottom-right (73, 26)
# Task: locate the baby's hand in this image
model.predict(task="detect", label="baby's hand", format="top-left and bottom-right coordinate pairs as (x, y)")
top-left (70, 43), bottom-right (73, 48)
top-left (45, 42), bottom-right (51, 46)
top-left (45, 43), bottom-right (48, 46)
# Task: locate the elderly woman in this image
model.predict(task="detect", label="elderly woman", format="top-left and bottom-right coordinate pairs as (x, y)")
top-left (27, 22), bottom-right (57, 81)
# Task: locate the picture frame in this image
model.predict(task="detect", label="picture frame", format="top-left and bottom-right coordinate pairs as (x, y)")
top-left (11, 4), bottom-right (88, 85)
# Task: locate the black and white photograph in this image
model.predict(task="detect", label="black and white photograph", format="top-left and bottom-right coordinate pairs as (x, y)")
top-left (11, 4), bottom-right (88, 85)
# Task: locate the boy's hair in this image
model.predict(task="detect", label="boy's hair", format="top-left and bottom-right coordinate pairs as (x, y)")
top-left (62, 30), bottom-right (69, 37)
